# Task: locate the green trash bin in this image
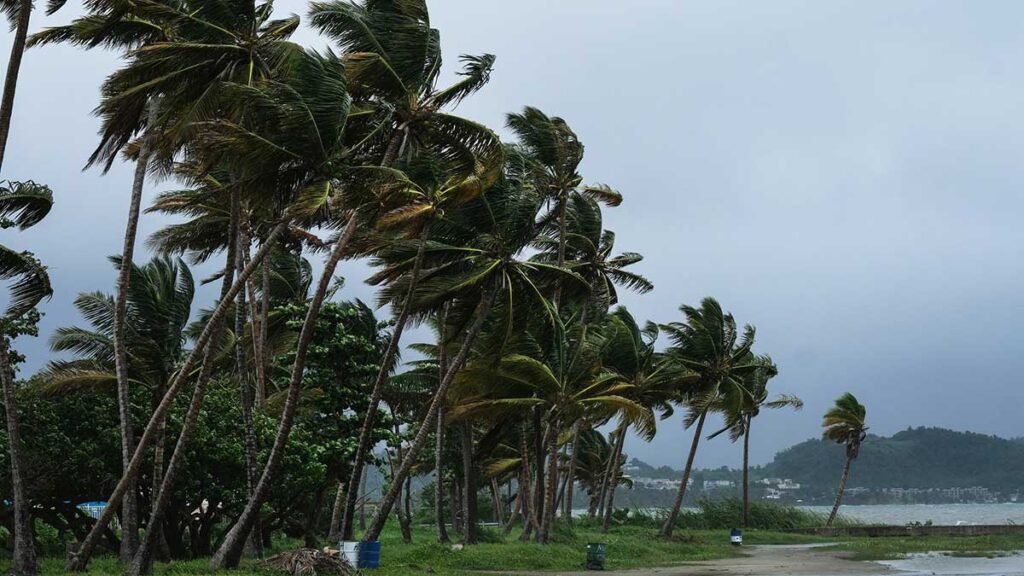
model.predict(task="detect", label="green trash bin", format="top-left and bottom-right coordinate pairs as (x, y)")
top-left (586, 543), bottom-right (606, 570)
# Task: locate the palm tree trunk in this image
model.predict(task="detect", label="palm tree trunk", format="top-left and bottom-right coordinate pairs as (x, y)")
top-left (742, 416), bottom-right (751, 529)
top-left (328, 482), bottom-right (344, 542)
top-left (490, 478), bottom-right (505, 529)
top-left (826, 456), bottom-right (853, 527)
top-left (517, 424), bottom-right (537, 541)
top-left (112, 101), bottom-right (158, 563)
top-left (562, 420), bottom-right (581, 521)
top-left (340, 223), bottom-right (432, 540)
top-left (601, 423), bottom-right (627, 532)
top-left (235, 227), bottom-right (263, 559)
top-left (1, 337), bottom-right (37, 576)
top-left (553, 193), bottom-right (568, 306)
top-left (537, 418), bottom-right (560, 544)
top-left (532, 409), bottom-right (545, 538)
top-left (660, 410), bottom-right (708, 538)
top-left (460, 422), bottom-right (478, 544)
top-left (129, 192), bottom-right (243, 576)
top-left (0, 0), bottom-right (32, 171)
top-left (434, 405), bottom-right (450, 543)
top-left (363, 284), bottom-right (497, 542)
top-left (256, 253), bottom-right (270, 407)
top-left (244, 241), bottom-right (266, 411)
top-left (210, 216), bottom-right (359, 569)
top-left (147, 385), bottom-right (168, 563)
top-left (65, 220), bottom-right (288, 572)
top-left (595, 428), bottom-right (617, 520)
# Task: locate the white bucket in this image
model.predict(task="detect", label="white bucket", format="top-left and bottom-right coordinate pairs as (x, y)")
top-left (340, 541), bottom-right (359, 567)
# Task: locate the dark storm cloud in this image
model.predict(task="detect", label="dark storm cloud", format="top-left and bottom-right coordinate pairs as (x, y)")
top-left (3, 1), bottom-right (1022, 469)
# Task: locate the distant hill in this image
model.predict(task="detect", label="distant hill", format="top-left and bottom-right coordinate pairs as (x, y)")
top-left (622, 427), bottom-right (1024, 506)
top-left (759, 427), bottom-right (1024, 497)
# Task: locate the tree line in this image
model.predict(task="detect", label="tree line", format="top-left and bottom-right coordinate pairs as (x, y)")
top-left (0, 1), bottom-right (868, 575)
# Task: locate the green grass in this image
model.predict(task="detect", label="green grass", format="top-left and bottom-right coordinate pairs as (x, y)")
top-left (0, 523), bottom-right (822, 576)
top-left (826, 533), bottom-right (1024, 561)
top-left (7, 523), bottom-right (1024, 575)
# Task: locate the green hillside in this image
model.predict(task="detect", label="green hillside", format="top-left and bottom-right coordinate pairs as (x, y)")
top-left (760, 427), bottom-right (1024, 497)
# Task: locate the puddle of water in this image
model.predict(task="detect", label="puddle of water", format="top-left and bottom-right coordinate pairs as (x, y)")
top-left (881, 551), bottom-right (1024, 575)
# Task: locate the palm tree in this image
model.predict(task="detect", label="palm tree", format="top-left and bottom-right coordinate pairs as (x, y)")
top-left (0, 0), bottom-right (67, 169)
top-left (596, 308), bottom-right (679, 531)
top-left (708, 355), bottom-right (801, 527)
top-left (31, 7), bottom-right (178, 556)
top-left (308, 0), bottom-right (503, 540)
top-left (450, 308), bottom-right (649, 543)
top-left (823, 393), bottom-right (867, 527)
top-left (41, 256), bottom-right (194, 557)
top-left (532, 196), bottom-right (653, 520)
top-left (362, 177), bottom-right (583, 542)
top-left (0, 180), bottom-right (55, 576)
top-left (658, 298), bottom-right (757, 538)
top-left (507, 107), bottom-right (621, 304)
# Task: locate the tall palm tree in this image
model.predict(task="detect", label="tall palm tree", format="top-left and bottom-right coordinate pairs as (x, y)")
top-left (363, 177), bottom-right (583, 542)
top-left (507, 107), bottom-right (621, 304)
top-left (596, 308), bottom-right (679, 531)
top-left (32, 7), bottom-right (178, 556)
top-left (308, 0), bottom-right (503, 540)
top-left (450, 307), bottom-right (649, 543)
top-left (0, 180), bottom-right (54, 576)
top-left (658, 298), bottom-right (757, 538)
top-left (823, 392), bottom-right (867, 527)
top-left (708, 355), bottom-right (801, 527)
top-left (0, 0), bottom-right (66, 170)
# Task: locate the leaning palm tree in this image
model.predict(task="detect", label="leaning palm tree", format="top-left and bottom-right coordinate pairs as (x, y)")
top-left (708, 355), bottom-right (801, 527)
top-left (0, 180), bottom-right (54, 576)
top-left (363, 178), bottom-right (583, 542)
top-left (450, 306), bottom-right (650, 544)
top-left (0, 0), bottom-right (68, 169)
top-left (31, 7), bottom-right (179, 556)
top-left (309, 0), bottom-right (504, 540)
top-left (597, 307), bottom-right (680, 532)
top-left (507, 107), bottom-right (622, 304)
top-left (823, 392), bottom-right (867, 527)
top-left (658, 298), bottom-right (757, 538)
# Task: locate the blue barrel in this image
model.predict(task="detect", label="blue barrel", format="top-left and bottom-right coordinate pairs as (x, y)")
top-left (358, 541), bottom-right (381, 569)
top-left (730, 528), bottom-right (743, 546)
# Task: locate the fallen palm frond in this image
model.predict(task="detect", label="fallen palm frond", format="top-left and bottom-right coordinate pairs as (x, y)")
top-left (260, 549), bottom-right (355, 576)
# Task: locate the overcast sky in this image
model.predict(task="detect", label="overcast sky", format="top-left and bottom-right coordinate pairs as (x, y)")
top-left (3, 0), bottom-right (1023, 470)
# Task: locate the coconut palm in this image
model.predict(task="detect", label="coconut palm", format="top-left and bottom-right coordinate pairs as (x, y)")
top-left (32, 7), bottom-right (181, 554)
top-left (0, 0), bottom-right (69, 169)
top-left (823, 393), bottom-right (867, 527)
top-left (362, 176), bottom-right (584, 542)
top-left (597, 307), bottom-right (680, 531)
top-left (708, 355), bottom-right (801, 527)
top-left (507, 107), bottom-right (622, 304)
top-left (308, 0), bottom-right (504, 539)
top-left (0, 180), bottom-right (54, 576)
top-left (532, 196), bottom-right (653, 519)
top-left (657, 298), bottom-right (757, 538)
top-left (450, 308), bottom-right (649, 543)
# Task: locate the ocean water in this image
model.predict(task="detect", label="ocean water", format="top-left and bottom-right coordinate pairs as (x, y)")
top-left (882, 552), bottom-right (1024, 576)
top-left (799, 503), bottom-right (1024, 526)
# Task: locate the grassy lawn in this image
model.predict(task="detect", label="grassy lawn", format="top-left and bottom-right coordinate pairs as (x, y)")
top-left (7, 524), bottom-right (1024, 575)
top-left (1, 522), bottom-right (824, 576)
top-left (826, 533), bottom-right (1024, 561)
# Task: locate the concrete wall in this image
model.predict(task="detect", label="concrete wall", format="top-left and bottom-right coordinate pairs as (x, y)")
top-left (793, 525), bottom-right (1024, 537)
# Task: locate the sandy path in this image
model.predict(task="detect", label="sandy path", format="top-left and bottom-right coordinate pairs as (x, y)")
top-left (517, 544), bottom-right (894, 576)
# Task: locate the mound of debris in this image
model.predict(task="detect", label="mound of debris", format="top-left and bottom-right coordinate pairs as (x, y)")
top-left (260, 549), bottom-right (355, 576)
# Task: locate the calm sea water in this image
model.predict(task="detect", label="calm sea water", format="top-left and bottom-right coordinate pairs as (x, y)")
top-left (799, 503), bottom-right (1024, 526)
